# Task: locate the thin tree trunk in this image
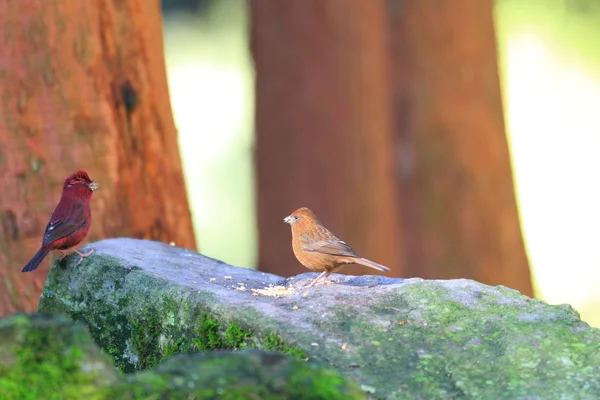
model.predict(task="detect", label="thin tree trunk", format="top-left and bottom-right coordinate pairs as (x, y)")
top-left (387, 0), bottom-right (534, 295)
top-left (0, 0), bottom-right (196, 316)
top-left (251, 0), bottom-right (403, 278)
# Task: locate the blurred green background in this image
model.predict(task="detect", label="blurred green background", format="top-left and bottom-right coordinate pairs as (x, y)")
top-left (162, 0), bottom-right (600, 326)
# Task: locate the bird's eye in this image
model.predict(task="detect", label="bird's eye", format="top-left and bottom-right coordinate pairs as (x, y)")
top-left (294, 215), bottom-right (299, 220)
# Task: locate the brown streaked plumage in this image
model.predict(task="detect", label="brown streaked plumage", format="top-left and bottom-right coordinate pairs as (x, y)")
top-left (283, 207), bottom-right (390, 287)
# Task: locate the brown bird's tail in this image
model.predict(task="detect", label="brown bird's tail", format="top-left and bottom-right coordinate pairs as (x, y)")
top-left (21, 248), bottom-right (50, 272)
top-left (354, 258), bottom-right (390, 272)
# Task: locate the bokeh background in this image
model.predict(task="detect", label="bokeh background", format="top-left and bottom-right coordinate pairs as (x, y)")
top-left (1, 0), bottom-right (599, 327)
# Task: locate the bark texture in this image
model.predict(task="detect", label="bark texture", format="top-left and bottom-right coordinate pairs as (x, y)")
top-left (0, 0), bottom-right (195, 316)
top-left (387, 0), bottom-right (533, 295)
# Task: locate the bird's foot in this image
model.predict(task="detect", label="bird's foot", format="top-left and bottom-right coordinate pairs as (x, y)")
top-left (306, 280), bottom-right (320, 289)
top-left (307, 279), bottom-right (334, 288)
top-left (74, 248), bottom-right (95, 266)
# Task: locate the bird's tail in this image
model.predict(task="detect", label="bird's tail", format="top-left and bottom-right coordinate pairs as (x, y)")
top-left (354, 257), bottom-right (390, 272)
top-left (21, 248), bottom-right (50, 272)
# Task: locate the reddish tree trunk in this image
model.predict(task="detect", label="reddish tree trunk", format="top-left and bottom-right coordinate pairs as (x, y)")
top-left (251, 0), bottom-right (403, 278)
top-left (387, 0), bottom-right (534, 295)
top-left (0, 0), bottom-right (196, 316)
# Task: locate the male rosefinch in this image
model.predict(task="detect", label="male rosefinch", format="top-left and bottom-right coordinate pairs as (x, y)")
top-left (283, 207), bottom-right (390, 287)
top-left (21, 170), bottom-right (99, 272)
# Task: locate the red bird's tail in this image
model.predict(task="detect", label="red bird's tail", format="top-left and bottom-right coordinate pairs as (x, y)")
top-left (354, 257), bottom-right (390, 272)
top-left (22, 248), bottom-right (50, 272)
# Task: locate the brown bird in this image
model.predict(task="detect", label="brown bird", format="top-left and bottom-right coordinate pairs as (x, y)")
top-left (283, 207), bottom-right (390, 288)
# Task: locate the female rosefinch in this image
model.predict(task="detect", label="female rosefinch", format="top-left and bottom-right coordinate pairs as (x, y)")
top-left (21, 170), bottom-right (99, 272)
top-left (283, 207), bottom-right (390, 287)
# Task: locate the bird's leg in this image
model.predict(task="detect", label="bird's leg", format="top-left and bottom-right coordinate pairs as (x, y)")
top-left (324, 272), bottom-right (336, 285)
top-left (307, 271), bottom-right (328, 288)
top-left (325, 271), bottom-right (337, 285)
top-left (74, 248), bottom-right (95, 266)
top-left (57, 248), bottom-right (76, 261)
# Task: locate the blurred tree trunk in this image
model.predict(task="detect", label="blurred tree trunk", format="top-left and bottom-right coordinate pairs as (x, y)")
top-left (0, 0), bottom-right (195, 316)
top-left (387, 0), bottom-right (534, 295)
top-left (251, 0), bottom-right (403, 278)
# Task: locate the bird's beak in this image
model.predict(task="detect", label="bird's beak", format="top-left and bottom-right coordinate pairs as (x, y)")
top-left (89, 181), bottom-right (99, 191)
top-left (283, 215), bottom-right (293, 224)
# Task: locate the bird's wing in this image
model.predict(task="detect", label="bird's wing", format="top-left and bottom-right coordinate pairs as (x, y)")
top-left (302, 238), bottom-right (360, 258)
top-left (41, 200), bottom-right (88, 248)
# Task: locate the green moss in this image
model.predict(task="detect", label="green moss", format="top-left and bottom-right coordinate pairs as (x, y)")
top-left (0, 314), bottom-right (115, 400)
top-left (39, 254), bottom-right (312, 375)
top-left (264, 333), bottom-right (308, 360)
top-left (287, 364), bottom-right (360, 399)
top-left (39, 255), bottom-right (137, 373)
top-left (163, 338), bottom-right (184, 359)
top-left (0, 314), bottom-right (364, 400)
top-left (128, 309), bottom-right (309, 370)
top-left (190, 314), bottom-right (307, 361)
top-left (36, 244), bottom-right (600, 398)
top-left (115, 352), bottom-right (365, 400)
top-left (192, 313), bottom-right (252, 352)
top-left (193, 312), bottom-right (223, 351)
top-left (130, 310), bottom-right (162, 370)
top-left (0, 340), bottom-right (90, 400)
top-left (224, 322), bottom-right (250, 348)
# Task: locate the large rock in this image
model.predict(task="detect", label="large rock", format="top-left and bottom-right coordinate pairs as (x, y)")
top-left (39, 238), bottom-right (600, 399)
top-left (0, 313), bottom-right (362, 400)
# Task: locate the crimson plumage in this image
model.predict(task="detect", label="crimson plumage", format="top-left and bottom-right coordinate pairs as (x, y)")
top-left (283, 207), bottom-right (390, 287)
top-left (21, 170), bottom-right (99, 273)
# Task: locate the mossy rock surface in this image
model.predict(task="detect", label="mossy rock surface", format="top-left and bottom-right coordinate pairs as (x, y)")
top-left (38, 238), bottom-right (600, 399)
top-left (0, 313), bottom-right (362, 400)
top-left (0, 313), bottom-right (117, 400)
top-left (121, 350), bottom-right (364, 399)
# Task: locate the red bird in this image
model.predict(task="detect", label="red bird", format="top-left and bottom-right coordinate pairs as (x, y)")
top-left (22, 171), bottom-right (99, 273)
top-left (284, 207), bottom-right (390, 287)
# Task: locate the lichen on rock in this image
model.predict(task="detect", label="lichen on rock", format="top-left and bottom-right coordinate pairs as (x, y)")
top-left (38, 238), bottom-right (600, 399)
